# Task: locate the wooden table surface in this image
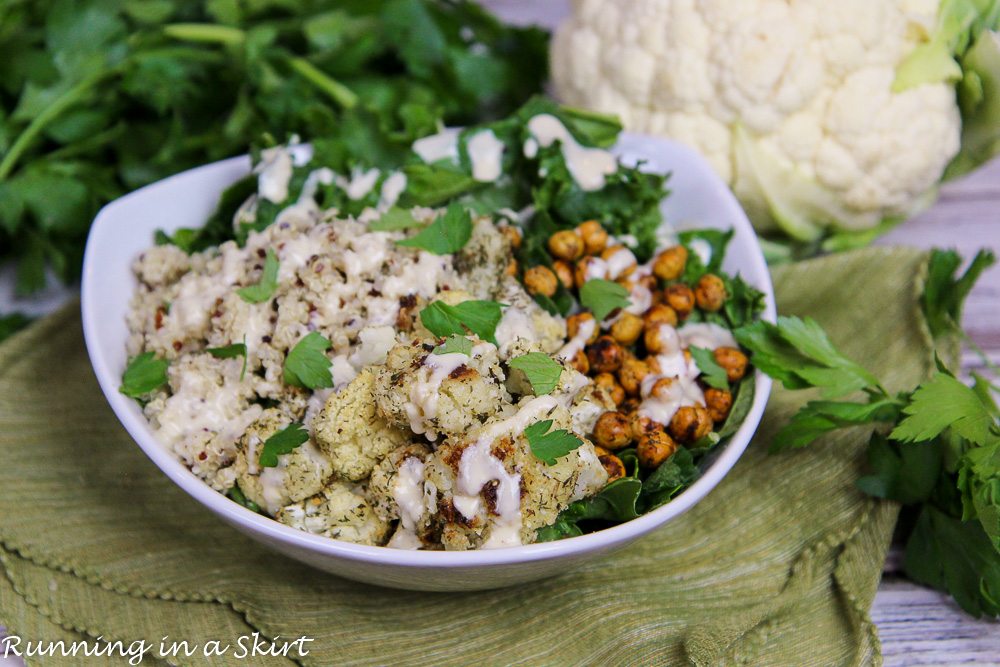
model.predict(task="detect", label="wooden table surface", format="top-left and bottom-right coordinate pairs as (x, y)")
top-left (1, 2), bottom-right (997, 662)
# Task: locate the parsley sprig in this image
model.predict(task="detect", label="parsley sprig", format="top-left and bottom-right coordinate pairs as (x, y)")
top-left (283, 332), bottom-right (333, 389)
top-left (237, 249), bottom-right (279, 303)
top-left (258, 422), bottom-right (310, 468)
top-left (419, 300), bottom-right (504, 345)
top-left (525, 420), bottom-right (584, 465)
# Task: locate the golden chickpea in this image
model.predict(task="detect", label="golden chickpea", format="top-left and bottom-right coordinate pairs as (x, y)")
top-left (601, 245), bottom-right (637, 278)
top-left (593, 372), bottom-right (625, 406)
top-left (586, 336), bottom-right (624, 374)
top-left (593, 411), bottom-right (633, 450)
top-left (653, 245), bottom-right (688, 281)
top-left (714, 347), bottom-right (749, 382)
top-left (620, 397), bottom-right (640, 413)
top-left (548, 230), bottom-right (584, 261)
top-left (648, 377), bottom-right (675, 399)
top-left (504, 258), bottom-right (518, 276)
top-left (524, 265), bottom-right (558, 297)
top-left (644, 324), bottom-right (680, 355)
top-left (705, 388), bottom-right (733, 423)
top-left (669, 406), bottom-right (713, 443)
top-left (695, 274), bottom-right (727, 312)
top-left (577, 220), bottom-right (608, 255)
top-left (610, 312), bottom-right (643, 346)
top-left (637, 431), bottom-right (679, 468)
top-left (665, 284), bottom-right (695, 318)
top-left (567, 312), bottom-right (599, 344)
top-left (499, 225), bottom-right (522, 250)
top-left (643, 303), bottom-right (678, 330)
top-left (594, 445), bottom-right (613, 457)
top-left (629, 412), bottom-right (660, 440)
top-left (552, 260), bottom-right (575, 289)
top-left (599, 453), bottom-right (626, 482)
top-left (574, 256), bottom-right (606, 288)
top-left (569, 349), bottom-right (590, 375)
top-left (618, 357), bottom-right (651, 396)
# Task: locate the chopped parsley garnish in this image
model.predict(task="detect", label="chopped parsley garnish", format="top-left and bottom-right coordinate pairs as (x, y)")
top-left (283, 332), bottom-right (333, 389)
top-left (370, 207), bottom-right (420, 232)
top-left (509, 353), bottom-right (563, 395)
top-left (396, 203), bottom-right (472, 255)
top-left (579, 278), bottom-right (630, 322)
top-left (689, 346), bottom-right (729, 390)
top-left (433, 334), bottom-right (473, 356)
top-left (237, 249), bottom-right (279, 304)
top-left (226, 483), bottom-right (262, 513)
top-left (119, 352), bottom-right (169, 399)
top-left (207, 339), bottom-right (248, 380)
top-left (258, 422), bottom-right (310, 468)
top-left (419, 299), bottom-right (504, 345)
top-left (525, 420), bottom-right (583, 465)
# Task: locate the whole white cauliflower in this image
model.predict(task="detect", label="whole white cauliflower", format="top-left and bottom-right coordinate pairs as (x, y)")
top-left (552, 0), bottom-right (1000, 243)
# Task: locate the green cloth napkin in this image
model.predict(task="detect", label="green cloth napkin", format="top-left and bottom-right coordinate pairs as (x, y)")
top-left (0, 247), bottom-right (941, 666)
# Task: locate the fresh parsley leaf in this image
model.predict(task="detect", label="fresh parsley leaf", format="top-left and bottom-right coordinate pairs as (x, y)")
top-left (639, 448), bottom-right (698, 511)
top-left (922, 249), bottom-right (996, 339)
top-left (397, 203), bottom-right (472, 255)
top-left (207, 339), bottom-right (248, 381)
top-left (525, 420), bottom-right (584, 465)
top-left (258, 422), bottom-right (310, 468)
top-left (400, 163), bottom-right (481, 207)
top-left (538, 477), bottom-right (643, 542)
top-left (283, 332), bottom-right (333, 389)
top-left (678, 228), bottom-right (733, 279)
top-left (237, 248), bottom-right (279, 303)
top-left (690, 346), bottom-right (729, 390)
top-left (771, 398), bottom-right (902, 452)
top-left (369, 207), bottom-right (419, 232)
top-left (579, 278), bottom-right (630, 322)
top-left (856, 433), bottom-right (943, 505)
top-left (120, 352), bottom-right (169, 399)
top-left (433, 334), bottom-right (473, 356)
top-left (717, 374), bottom-right (755, 440)
top-left (419, 300), bottom-right (504, 345)
top-left (891, 373), bottom-right (999, 445)
top-left (509, 353), bottom-right (563, 395)
top-left (226, 483), bottom-right (262, 514)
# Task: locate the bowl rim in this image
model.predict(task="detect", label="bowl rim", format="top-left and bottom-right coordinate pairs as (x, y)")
top-left (81, 132), bottom-right (776, 568)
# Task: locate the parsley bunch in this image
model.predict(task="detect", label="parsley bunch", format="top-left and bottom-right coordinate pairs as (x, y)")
top-left (738, 249), bottom-right (1000, 618)
top-left (0, 0), bottom-right (548, 295)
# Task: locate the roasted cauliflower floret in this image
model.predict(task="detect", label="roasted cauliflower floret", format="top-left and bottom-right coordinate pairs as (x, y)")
top-left (234, 409), bottom-right (334, 515)
top-left (374, 338), bottom-right (511, 442)
top-left (493, 277), bottom-right (567, 359)
top-left (313, 368), bottom-right (409, 482)
top-left (276, 482), bottom-right (391, 546)
top-left (369, 444), bottom-right (438, 548)
top-left (424, 396), bottom-right (607, 550)
top-left (453, 217), bottom-right (513, 300)
top-left (550, 366), bottom-right (616, 437)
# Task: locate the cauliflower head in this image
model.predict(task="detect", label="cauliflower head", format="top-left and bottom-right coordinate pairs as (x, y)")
top-left (313, 368), bottom-right (410, 481)
top-left (374, 338), bottom-right (511, 442)
top-left (234, 409), bottom-right (334, 515)
top-left (552, 0), bottom-right (1000, 242)
top-left (276, 482), bottom-right (391, 546)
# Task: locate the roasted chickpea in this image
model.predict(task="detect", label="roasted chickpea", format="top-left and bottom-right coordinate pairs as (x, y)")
top-left (629, 412), bottom-right (661, 440)
top-left (504, 258), bottom-right (518, 276)
top-left (586, 336), bottom-right (624, 373)
top-left (695, 274), bottom-right (727, 312)
top-left (548, 230), bottom-right (584, 261)
top-left (620, 397), bottom-right (641, 413)
top-left (593, 411), bottom-right (633, 450)
top-left (714, 347), bottom-right (749, 382)
top-left (705, 388), bottom-right (733, 423)
top-left (594, 445), bottom-right (613, 457)
top-left (610, 312), bottom-right (643, 346)
top-left (637, 431), bottom-right (679, 468)
top-left (577, 220), bottom-right (608, 255)
top-left (524, 265), bottom-right (558, 297)
top-left (574, 256), bottom-right (606, 288)
top-left (648, 377), bottom-right (675, 399)
top-left (644, 324), bottom-right (680, 355)
top-left (669, 406), bottom-right (713, 443)
top-left (594, 372), bottom-right (626, 406)
top-left (499, 225), bottom-right (522, 250)
top-left (568, 349), bottom-right (590, 375)
top-left (567, 312), bottom-right (599, 344)
top-left (618, 357), bottom-right (651, 396)
top-left (643, 303), bottom-right (678, 330)
top-left (653, 245), bottom-right (688, 281)
top-left (599, 453), bottom-right (626, 482)
top-left (664, 284), bottom-right (695, 318)
top-left (552, 260), bottom-right (575, 289)
top-left (601, 245), bottom-right (637, 278)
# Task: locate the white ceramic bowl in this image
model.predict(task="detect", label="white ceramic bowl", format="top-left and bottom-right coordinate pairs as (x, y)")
top-left (82, 133), bottom-right (775, 591)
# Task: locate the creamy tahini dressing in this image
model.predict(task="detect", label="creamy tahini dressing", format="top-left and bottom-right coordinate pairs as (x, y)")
top-left (494, 307), bottom-right (537, 356)
top-left (636, 324), bottom-right (705, 425)
top-left (603, 247), bottom-right (637, 279)
top-left (378, 172), bottom-right (407, 209)
top-left (525, 115), bottom-right (617, 191)
top-left (556, 317), bottom-right (596, 361)
top-left (466, 129), bottom-right (505, 182)
top-left (454, 395), bottom-right (560, 548)
top-left (403, 343), bottom-right (492, 440)
top-left (412, 128), bottom-right (461, 164)
top-left (678, 322), bottom-right (738, 350)
top-left (256, 147), bottom-right (293, 203)
top-left (387, 457), bottom-right (431, 549)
